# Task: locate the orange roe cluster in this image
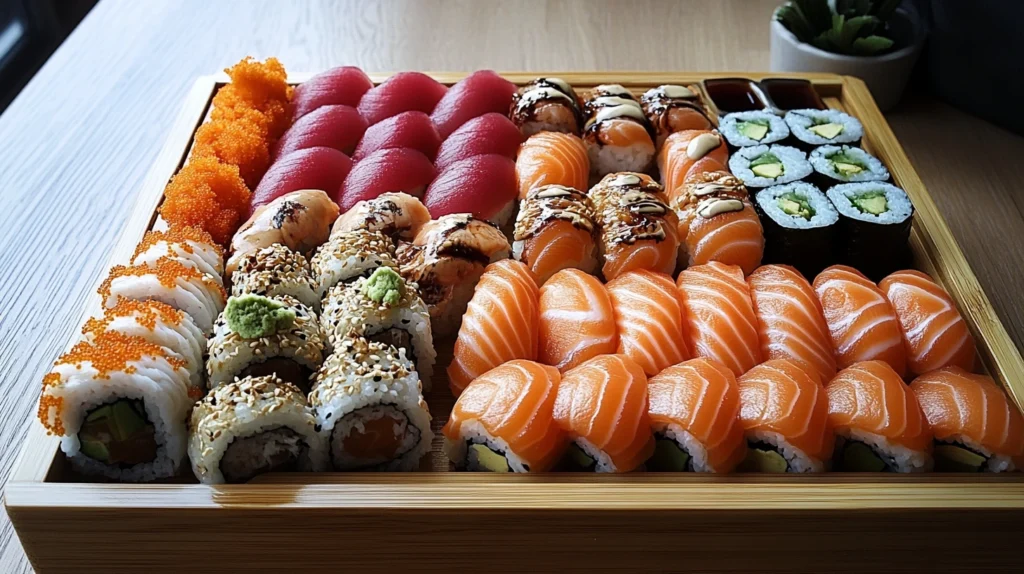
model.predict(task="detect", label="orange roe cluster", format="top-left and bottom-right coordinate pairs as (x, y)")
top-left (160, 156), bottom-right (251, 246)
top-left (98, 257), bottom-right (226, 302)
top-left (130, 227), bottom-right (224, 261)
top-left (83, 299), bottom-right (185, 338)
top-left (192, 119), bottom-right (270, 189)
top-left (211, 56), bottom-right (293, 140)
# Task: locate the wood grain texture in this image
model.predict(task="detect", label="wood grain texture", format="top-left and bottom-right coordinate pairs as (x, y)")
top-left (2, 0), bottom-right (1024, 572)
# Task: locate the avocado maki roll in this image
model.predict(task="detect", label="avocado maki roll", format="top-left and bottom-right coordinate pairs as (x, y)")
top-left (754, 182), bottom-right (839, 278)
top-left (827, 182), bottom-right (914, 280)
top-left (729, 144), bottom-right (812, 188)
top-left (810, 145), bottom-right (890, 187)
top-left (785, 109), bottom-right (863, 149)
top-left (719, 111), bottom-right (790, 149)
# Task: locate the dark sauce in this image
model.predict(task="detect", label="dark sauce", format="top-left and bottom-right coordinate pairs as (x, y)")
top-left (703, 78), bottom-right (767, 113)
top-left (760, 79), bottom-right (825, 110)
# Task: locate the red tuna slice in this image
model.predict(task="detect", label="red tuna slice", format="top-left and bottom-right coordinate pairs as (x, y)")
top-left (351, 111), bottom-right (442, 162)
top-left (357, 72), bottom-right (448, 126)
top-left (251, 147), bottom-right (351, 214)
top-left (293, 66), bottom-right (374, 120)
top-left (430, 70), bottom-right (517, 139)
top-left (273, 105), bottom-right (368, 159)
top-left (424, 154), bottom-right (517, 221)
top-left (338, 148), bottom-right (438, 211)
top-left (434, 113), bottom-right (523, 171)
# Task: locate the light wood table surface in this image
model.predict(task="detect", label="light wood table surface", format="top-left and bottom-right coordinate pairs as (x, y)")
top-left (1, 0), bottom-right (1022, 571)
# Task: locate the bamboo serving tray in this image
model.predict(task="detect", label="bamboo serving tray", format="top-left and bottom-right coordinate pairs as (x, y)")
top-left (7, 72), bottom-right (1024, 573)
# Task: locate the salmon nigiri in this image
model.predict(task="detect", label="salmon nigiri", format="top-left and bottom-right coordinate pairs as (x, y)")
top-left (827, 361), bottom-right (933, 472)
top-left (658, 130), bottom-right (729, 201)
top-left (538, 269), bottom-right (618, 372)
top-left (515, 132), bottom-right (590, 200)
top-left (677, 198), bottom-right (764, 275)
top-left (748, 265), bottom-right (837, 383)
top-left (647, 358), bottom-right (748, 472)
top-left (879, 270), bottom-right (976, 376)
top-left (737, 359), bottom-right (834, 473)
top-left (447, 260), bottom-right (540, 396)
top-left (812, 265), bottom-right (907, 376)
top-left (443, 360), bottom-right (567, 472)
top-left (553, 354), bottom-right (655, 472)
top-left (676, 262), bottom-right (762, 377)
top-left (910, 367), bottom-right (1024, 472)
top-left (606, 270), bottom-right (691, 376)
top-left (512, 185), bottom-right (599, 284)
top-left (582, 85), bottom-right (656, 177)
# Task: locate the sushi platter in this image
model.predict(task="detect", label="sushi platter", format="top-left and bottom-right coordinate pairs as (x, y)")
top-left (7, 64), bottom-right (1024, 573)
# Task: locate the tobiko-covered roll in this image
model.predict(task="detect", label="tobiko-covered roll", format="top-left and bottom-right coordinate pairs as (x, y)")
top-left (230, 243), bottom-right (320, 311)
top-left (100, 258), bottom-right (226, 334)
top-left (131, 227), bottom-right (225, 285)
top-left (512, 184), bottom-right (599, 284)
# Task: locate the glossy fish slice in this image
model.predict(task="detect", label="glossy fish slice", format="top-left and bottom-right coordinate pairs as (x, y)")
top-left (357, 72), bottom-right (448, 125)
top-left (679, 198), bottom-right (763, 275)
top-left (351, 111), bottom-right (442, 161)
top-left (676, 262), bottom-right (762, 377)
top-left (515, 132), bottom-right (590, 200)
top-left (293, 66), bottom-right (374, 119)
top-left (337, 148), bottom-right (437, 210)
top-left (434, 113), bottom-right (523, 171)
top-left (606, 270), bottom-right (691, 376)
top-left (448, 260), bottom-right (540, 397)
top-left (512, 185), bottom-right (598, 284)
top-left (251, 147), bottom-right (353, 215)
top-left (538, 269), bottom-right (618, 372)
top-left (647, 358), bottom-right (748, 473)
top-left (748, 265), bottom-right (837, 383)
top-left (879, 270), bottom-right (977, 376)
top-left (430, 70), bottom-right (518, 139)
top-left (813, 265), bottom-right (907, 376)
top-left (273, 105), bottom-right (368, 159)
top-left (658, 130), bottom-right (729, 201)
top-left (424, 154), bottom-right (518, 224)
top-left (553, 354), bottom-right (655, 473)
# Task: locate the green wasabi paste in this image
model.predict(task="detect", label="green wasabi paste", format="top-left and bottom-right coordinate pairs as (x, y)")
top-left (362, 267), bottom-right (406, 306)
top-left (225, 294), bottom-right (296, 339)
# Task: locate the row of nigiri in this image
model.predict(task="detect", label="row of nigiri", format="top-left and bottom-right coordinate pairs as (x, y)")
top-left (445, 355), bottom-right (1023, 473)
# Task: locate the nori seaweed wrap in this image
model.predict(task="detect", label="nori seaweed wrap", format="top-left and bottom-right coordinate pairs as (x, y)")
top-left (826, 182), bottom-right (914, 280)
top-left (754, 182), bottom-right (839, 279)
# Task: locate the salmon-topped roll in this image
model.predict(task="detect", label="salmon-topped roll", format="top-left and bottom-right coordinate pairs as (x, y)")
top-left (737, 359), bottom-right (834, 473)
top-left (676, 262), bottom-right (762, 377)
top-left (512, 185), bottom-right (599, 284)
top-left (827, 361), bottom-right (934, 472)
top-left (748, 265), bottom-right (837, 383)
top-left (553, 354), bottom-right (655, 472)
top-left (515, 132), bottom-right (590, 200)
top-left (448, 260), bottom-right (540, 397)
top-left (538, 269), bottom-right (618, 372)
top-left (911, 367), bottom-right (1024, 472)
top-left (443, 360), bottom-right (567, 472)
top-left (813, 265), bottom-right (907, 376)
top-left (589, 172), bottom-right (680, 281)
top-left (672, 171), bottom-right (764, 275)
top-left (647, 358), bottom-right (748, 473)
top-left (582, 85), bottom-right (657, 177)
top-left (607, 270), bottom-right (691, 376)
top-left (510, 77), bottom-right (584, 137)
top-left (658, 130), bottom-right (729, 202)
top-left (640, 85), bottom-right (714, 148)
top-left (879, 270), bottom-right (977, 376)
top-left (331, 191), bottom-right (431, 243)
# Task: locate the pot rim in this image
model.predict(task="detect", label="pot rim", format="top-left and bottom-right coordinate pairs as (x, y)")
top-left (771, 6), bottom-right (924, 63)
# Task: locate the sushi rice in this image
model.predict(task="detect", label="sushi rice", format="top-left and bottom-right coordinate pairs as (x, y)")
top-left (826, 182), bottom-right (912, 225)
top-left (719, 111), bottom-right (790, 148)
top-left (728, 144), bottom-right (812, 188)
top-left (834, 431), bottom-right (933, 473)
top-left (785, 108), bottom-right (864, 147)
top-left (231, 244), bottom-right (321, 312)
top-left (310, 229), bottom-right (398, 300)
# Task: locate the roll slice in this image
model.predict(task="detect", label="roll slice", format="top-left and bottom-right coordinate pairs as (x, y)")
top-left (310, 229), bottom-right (398, 299)
top-left (810, 145), bottom-right (889, 185)
top-left (131, 227), bottom-right (225, 285)
top-left (754, 182), bottom-right (838, 278)
top-left (99, 257), bottom-right (226, 333)
top-left (230, 243), bottom-right (320, 311)
top-left (728, 144), bottom-right (812, 188)
top-left (784, 108), bottom-right (863, 148)
top-left (719, 111), bottom-right (789, 148)
top-left (826, 182), bottom-right (913, 280)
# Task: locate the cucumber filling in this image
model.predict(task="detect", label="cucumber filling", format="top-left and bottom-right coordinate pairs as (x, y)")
top-left (839, 440), bottom-right (890, 472)
top-left (648, 437), bottom-right (692, 471)
top-left (79, 399), bottom-right (157, 466)
top-left (807, 122), bottom-right (844, 139)
top-left (739, 441), bottom-right (790, 473)
top-left (827, 151), bottom-right (867, 176)
top-left (563, 442), bottom-right (597, 471)
top-left (933, 443), bottom-right (987, 473)
top-left (467, 443), bottom-right (510, 473)
top-left (749, 152), bottom-right (784, 179)
top-left (849, 191), bottom-right (888, 215)
top-left (737, 120), bottom-right (769, 141)
top-left (777, 192), bottom-right (815, 220)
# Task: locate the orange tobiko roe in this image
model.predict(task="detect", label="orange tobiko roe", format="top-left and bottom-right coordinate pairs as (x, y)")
top-left (191, 118), bottom-right (271, 188)
top-left (212, 57), bottom-right (294, 140)
top-left (160, 156), bottom-right (251, 246)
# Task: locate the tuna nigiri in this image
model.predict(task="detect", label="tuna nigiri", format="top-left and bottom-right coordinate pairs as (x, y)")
top-left (515, 132), bottom-right (590, 200)
top-left (512, 185), bottom-right (599, 284)
top-left (430, 70), bottom-right (517, 139)
top-left (827, 361), bottom-right (933, 472)
top-left (448, 260), bottom-right (540, 396)
top-left (538, 269), bottom-right (618, 372)
top-left (676, 262), bottom-right (762, 377)
top-left (251, 147), bottom-right (353, 214)
top-left (423, 154), bottom-right (518, 226)
top-left (434, 113), bottom-right (523, 171)
top-left (357, 72), bottom-right (448, 125)
top-left (911, 367), bottom-right (1024, 472)
top-left (607, 270), bottom-right (691, 376)
top-left (293, 66), bottom-right (374, 119)
top-left (351, 111), bottom-right (442, 161)
top-left (748, 265), bottom-right (837, 383)
top-left (273, 105), bottom-right (368, 159)
top-left (658, 130), bottom-right (729, 201)
top-left (443, 360), bottom-right (567, 472)
top-left (553, 354), bottom-right (655, 473)
top-left (813, 265), bottom-right (907, 376)
top-left (646, 358), bottom-right (748, 473)
top-left (879, 270), bottom-right (976, 376)
top-left (737, 359), bottom-right (834, 473)
top-left (337, 148), bottom-right (437, 210)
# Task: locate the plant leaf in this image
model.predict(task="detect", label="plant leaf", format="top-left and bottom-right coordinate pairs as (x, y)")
top-left (794, 0), bottom-right (833, 32)
top-left (872, 0), bottom-right (902, 21)
top-left (776, 4), bottom-right (817, 43)
top-left (844, 15), bottom-right (878, 41)
top-left (837, 0), bottom-right (872, 17)
top-left (852, 35), bottom-right (895, 55)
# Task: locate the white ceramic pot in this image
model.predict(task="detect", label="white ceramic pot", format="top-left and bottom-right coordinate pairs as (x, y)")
top-left (769, 7), bottom-right (924, 111)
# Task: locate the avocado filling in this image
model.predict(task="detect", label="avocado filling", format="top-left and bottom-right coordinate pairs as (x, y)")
top-left (220, 427), bottom-right (308, 483)
top-left (648, 437), bottom-right (692, 471)
top-left (737, 120), bottom-right (770, 141)
top-left (78, 399), bottom-right (157, 466)
top-left (563, 442), bottom-right (597, 471)
top-left (933, 443), bottom-right (987, 472)
top-left (739, 441), bottom-right (790, 473)
top-left (827, 151), bottom-right (867, 176)
top-left (850, 191), bottom-right (888, 215)
top-left (225, 294), bottom-right (296, 339)
top-left (777, 192), bottom-right (815, 220)
top-left (839, 440), bottom-right (889, 472)
top-left (749, 152), bottom-right (784, 179)
top-left (808, 122), bottom-right (844, 139)
top-left (467, 443), bottom-right (510, 473)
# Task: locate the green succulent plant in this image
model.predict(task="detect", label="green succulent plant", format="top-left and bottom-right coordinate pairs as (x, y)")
top-left (777, 0), bottom-right (902, 56)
